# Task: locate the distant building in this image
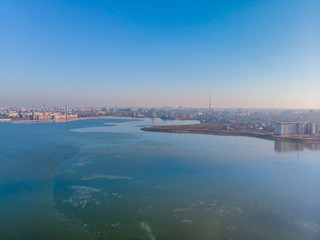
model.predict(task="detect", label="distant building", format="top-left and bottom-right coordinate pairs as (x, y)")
top-left (274, 122), bottom-right (299, 135)
top-left (274, 122), bottom-right (320, 135)
top-left (0, 119), bottom-right (11, 122)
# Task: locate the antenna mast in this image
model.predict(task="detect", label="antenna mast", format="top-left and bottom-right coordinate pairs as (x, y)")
top-left (65, 105), bottom-right (68, 121)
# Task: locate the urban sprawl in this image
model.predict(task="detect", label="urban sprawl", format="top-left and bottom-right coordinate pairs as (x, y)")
top-left (0, 106), bottom-right (320, 136)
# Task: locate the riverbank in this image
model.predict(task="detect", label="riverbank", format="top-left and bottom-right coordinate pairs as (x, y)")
top-left (2, 116), bottom-right (108, 123)
top-left (7, 118), bottom-right (77, 123)
top-left (141, 123), bottom-right (320, 143)
top-left (2, 115), bottom-right (150, 123)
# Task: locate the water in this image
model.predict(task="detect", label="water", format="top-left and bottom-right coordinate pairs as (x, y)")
top-left (0, 118), bottom-right (320, 240)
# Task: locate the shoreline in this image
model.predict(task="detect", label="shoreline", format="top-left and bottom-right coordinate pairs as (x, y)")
top-left (8, 118), bottom-right (78, 123)
top-left (141, 124), bottom-right (320, 144)
top-left (2, 116), bottom-right (194, 123)
top-left (4, 116), bottom-right (320, 144)
top-left (2, 116), bottom-right (122, 123)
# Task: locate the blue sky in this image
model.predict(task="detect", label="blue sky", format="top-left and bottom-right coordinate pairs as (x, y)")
top-left (0, 0), bottom-right (319, 108)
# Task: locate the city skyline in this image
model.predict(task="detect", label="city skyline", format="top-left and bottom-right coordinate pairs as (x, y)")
top-left (1, 0), bottom-right (319, 109)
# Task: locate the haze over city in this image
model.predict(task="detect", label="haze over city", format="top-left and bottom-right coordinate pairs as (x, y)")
top-left (1, 0), bottom-right (319, 108)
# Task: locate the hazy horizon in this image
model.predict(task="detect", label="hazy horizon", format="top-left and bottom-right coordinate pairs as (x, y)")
top-left (2, 103), bottom-right (320, 111)
top-left (1, 0), bottom-right (319, 108)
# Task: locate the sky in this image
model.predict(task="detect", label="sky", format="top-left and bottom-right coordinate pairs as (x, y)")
top-left (0, 0), bottom-right (319, 108)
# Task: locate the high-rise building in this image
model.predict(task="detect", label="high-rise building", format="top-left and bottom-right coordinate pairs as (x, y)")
top-left (274, 122), bottom-right (320, 135)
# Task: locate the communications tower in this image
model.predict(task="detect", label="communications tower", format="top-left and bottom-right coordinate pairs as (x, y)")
top-left (65, 105), bottom-right (68, 121)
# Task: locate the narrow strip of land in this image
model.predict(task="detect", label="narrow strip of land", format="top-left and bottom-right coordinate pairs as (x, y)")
top-left (141, 123), bottom-right (320, 143)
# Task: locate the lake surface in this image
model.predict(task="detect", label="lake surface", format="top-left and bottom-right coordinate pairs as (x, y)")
top-left (1, 118), bottom-right (320, 240)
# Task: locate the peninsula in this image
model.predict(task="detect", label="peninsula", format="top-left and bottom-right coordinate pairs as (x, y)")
top-left (141, 122), bottom-right (320, 143)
